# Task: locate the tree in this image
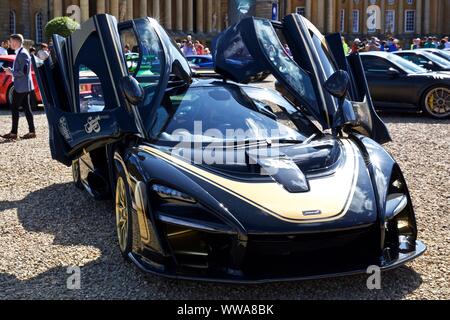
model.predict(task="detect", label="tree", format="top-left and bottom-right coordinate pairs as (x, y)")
top-left (44, 16), bottom-right (80, 39)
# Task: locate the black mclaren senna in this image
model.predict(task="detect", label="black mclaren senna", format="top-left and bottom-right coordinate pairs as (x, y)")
top-left (33, 13), bottom-right (426, 283)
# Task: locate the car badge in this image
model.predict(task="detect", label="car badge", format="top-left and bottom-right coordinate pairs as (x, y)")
top-left (85, 116), bottom-right (101, 134)
top-left (58, 116), bottom-right (72, 141)
top-left (303, 210), bottom-right (322, 216)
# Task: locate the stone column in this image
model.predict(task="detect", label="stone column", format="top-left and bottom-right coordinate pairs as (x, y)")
top-left (97, 0), bottom-right (106, 14)
top-left (317, 0), bottom-right (325, 32)
top-left (153, 0), bottom-right (160, 19)
top-left (80, 0), bottom-right (90, 22)
top-left (380, 0), bottom-right (385, 33)
top-left (206, 0), bottom-right (213, 33)
top-left (424, 0), bottom-right (430, 34)
top-left (348, 0), bottom-right (354, 34)
top-left (398, 0), bottom-right (404, 35)
top-left (176, 0), bottom-right (183, 31)
top-left (326, 0), bottom-right (335, 34)
top-left (196, 0), bottom-right (204, 33)
top-left (165, 0), bottom-right (172, 29)
top-left (187, 0), bottom-right (194, 32)
top-left (363, 0), bottom-right (368, 34)
top-left (306, 0), bottom-right (312, 20)
top-left (53, 0), bottom-right (63, 17)
top-left (416, 0), bottom-right (422, 35)
top-left (285, 0), bottom-right (291, 15)
top-left (126, 0), bottom-right (133, 20)
top-left (110, 0), bottom-right (119, 18)
top-left (215, 0), bottom-right (221, 31)
top-left (139, 0), bottom-right (147, 18)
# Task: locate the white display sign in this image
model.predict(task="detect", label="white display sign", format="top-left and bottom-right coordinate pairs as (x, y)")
top-left (67, 5), bottom-right (81, 24)
top-left (366, 5), bottom-right (381, 30)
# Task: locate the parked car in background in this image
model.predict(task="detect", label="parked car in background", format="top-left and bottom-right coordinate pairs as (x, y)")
top-left (185, 55), bottom-right (214, 70)
top-left (0, 55), bottom-right (42, 107)
top-left (393, 50), bottom-right (450, 72)
top-left (419, 48), bottom-right (450, 63)
top-left (360, 52), bottom-right (450, 118)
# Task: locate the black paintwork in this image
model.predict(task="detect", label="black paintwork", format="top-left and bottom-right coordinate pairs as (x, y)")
top-left (360, 51), bottom-right (450, 113)
top-left (33, 14), bottom-right (426, 283)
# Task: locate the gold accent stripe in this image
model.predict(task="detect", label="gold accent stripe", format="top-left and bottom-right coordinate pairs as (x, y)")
top-left (140, 140), bottom-right (358, 224)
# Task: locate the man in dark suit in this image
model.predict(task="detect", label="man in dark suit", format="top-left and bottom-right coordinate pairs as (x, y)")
top-left (2, 34), bottom-right (36, 140)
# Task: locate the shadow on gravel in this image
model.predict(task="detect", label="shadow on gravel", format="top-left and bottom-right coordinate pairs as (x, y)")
top-left (0, 183), bottom-right (423, 300)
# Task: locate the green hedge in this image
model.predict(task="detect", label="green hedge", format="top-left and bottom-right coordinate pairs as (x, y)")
top-left (45, 16), bottom-right (80, 39)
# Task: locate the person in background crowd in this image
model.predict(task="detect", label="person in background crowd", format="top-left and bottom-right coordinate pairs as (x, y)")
top-left (394, 39), bottom-right (402, 51)
top-left (433, 36), bottom-right (441, 47)
top-left (182, 41), bottom-right (196, 56)
top-left (0, 40), bottom-right (8, 55)
top-left (379, 40), bottom-right (387, 52)
top-left (438, 39), bottom-right (447, 49)
top-left (37, 43), bottom-right (50, 61)
top-left (424, 37), bottom-right (436, 48)
top-left (204, 47), bottom-right (211, 55)
top-left (444, 37), bottom-right (450, 49)
top-left (194, 40), bottom-right (204, 55)
top-left (350, 38), bottom-right (360, 54)
top-left (29, 47), bottom-right (36, 56)
top-left (123, 44), bottom-right (130, 54)
top-left (1, 34), bottom-right (36, 141)
top-left (284, 43), bottom-right (292, 56)
top-left (387, 38), bottom-right (398, 52)
top-left (341, 36), bottom-right (349, 54)
top-left (411, 38), bottom-right (421, 50)
top-left (368, 37), bottom-right (380, 51)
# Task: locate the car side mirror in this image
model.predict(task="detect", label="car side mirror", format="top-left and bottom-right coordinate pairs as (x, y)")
top-left (387, 67), bottom-right (401, 77)
top-left (324, 70), bottom-right (350, 99)
top-left (120, 75), bottom-right (144, 106)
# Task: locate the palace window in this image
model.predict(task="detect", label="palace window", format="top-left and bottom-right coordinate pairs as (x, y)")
top-left (405, 10), bottom-right (416, 33)
top-left (385, 10), bottom-right (395, 33)
top-left (352, 10), bottom-right (360, 33)
top-left (296, 7), bottom-right (305, 16)
top-left (9, 10), bottom-right (16, 34)
top-left (339, 9), bottom-right (345, 33)
top-left (35, 12), bottom-right (43, 44)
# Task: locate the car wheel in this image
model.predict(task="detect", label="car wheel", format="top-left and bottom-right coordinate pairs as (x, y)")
top-left (72, 160), bottom-right (83, 189)
top-left (115, 172), bottom-right (133, 259)
top-left (422, 86), bottom-right (450, 119)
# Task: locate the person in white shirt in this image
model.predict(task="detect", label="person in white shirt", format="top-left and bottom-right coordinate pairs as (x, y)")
top-left (37, 43), bottom-right (50, 61)
top-left (0, 41), bottom-right (9, 55)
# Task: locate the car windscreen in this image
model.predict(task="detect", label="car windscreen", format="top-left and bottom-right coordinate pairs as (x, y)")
top-left (389, 53), bottom-right (428, 73)
top-left (147, 84), bottom-right (309, 144)
top-left (434, 50), bottom-right (450, 61)
top-left (253, 19), bottom-right (318, 109)
top-left (422, 51), bottom-right (450, 67)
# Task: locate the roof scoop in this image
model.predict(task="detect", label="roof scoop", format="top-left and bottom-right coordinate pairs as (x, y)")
top-left (247, 149), bottom-right (310, 193)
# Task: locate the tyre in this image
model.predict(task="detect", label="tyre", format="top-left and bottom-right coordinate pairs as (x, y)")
top-left (115, 171), bottom-right (133, 259)
top-left (72, 160), bottom-right (84, 190)
top-left (422, 86), bottom-right (450, 119)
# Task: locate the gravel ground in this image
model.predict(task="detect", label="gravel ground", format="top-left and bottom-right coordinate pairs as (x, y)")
top-left (0, 79), bottom-right (449, 299)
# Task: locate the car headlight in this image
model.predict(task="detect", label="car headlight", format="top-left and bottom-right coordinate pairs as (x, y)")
top-left (384, 173), bottom-right (417, 255)
top-left (152, 184), bottom-right (196, 203)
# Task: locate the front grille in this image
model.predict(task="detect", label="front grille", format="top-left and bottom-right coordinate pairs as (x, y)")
top-left (243, 225), bottom-right (380, 278)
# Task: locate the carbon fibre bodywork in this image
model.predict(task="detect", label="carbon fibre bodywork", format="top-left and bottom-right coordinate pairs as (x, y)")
top-left (33, 14), bottom-right (425, 282)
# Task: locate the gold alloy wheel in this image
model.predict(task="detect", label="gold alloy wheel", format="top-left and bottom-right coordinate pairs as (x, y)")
top-left (425, 87), bottom-right (450, 118)
top-left (115, 176), bottom-right (129, 253)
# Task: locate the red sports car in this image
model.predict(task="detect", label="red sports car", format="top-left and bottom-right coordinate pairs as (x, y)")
top-left (0, 55), bottom-right (42, 107)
